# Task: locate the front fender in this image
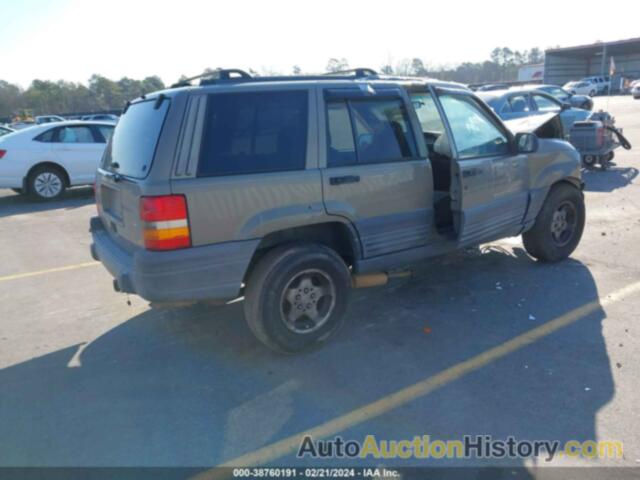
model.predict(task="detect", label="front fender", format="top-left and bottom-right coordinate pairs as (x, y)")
top-left (523, 139), bottom-right (582, 228)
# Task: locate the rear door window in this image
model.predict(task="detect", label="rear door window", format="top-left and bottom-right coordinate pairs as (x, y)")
top-left (198, 91), bottom-right (308, 177)
top-left (326, 101), bottom-right (357, 166)
top-left (102, 98), bottom-right (170, 178)
top-left (326, 97), bottom-right (417, 167)
top-left (57, 126), bottom-right (95, 143)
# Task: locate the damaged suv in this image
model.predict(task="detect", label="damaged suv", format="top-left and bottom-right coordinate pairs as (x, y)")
top-left (90, 68), bottom-right (585, 353)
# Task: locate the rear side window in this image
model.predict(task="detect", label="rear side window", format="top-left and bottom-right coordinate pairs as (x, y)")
top-left (34, 128), bottom-right (55, 142)
top-left (326, 98), bottom-right (417, 167)
top-left (59, 126), bottom-right (95, 143)
top-left (198, 91), bottom-right (308, 177)
top-left (103, 98), bottom-right (170, 178)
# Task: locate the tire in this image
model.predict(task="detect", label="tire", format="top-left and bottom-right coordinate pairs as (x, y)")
top-left (582, 101), bottom-right (593, 111)
top-left (589, 90), bottom-right (596, 97)
top-left (243, 243), bottom-right (351, 354)
top-left (28, 165), bottom-right (66, 201)
top-left (523, 183), bottom-right (585, 263)
top-left (582, 155), bottom-right (597, 168)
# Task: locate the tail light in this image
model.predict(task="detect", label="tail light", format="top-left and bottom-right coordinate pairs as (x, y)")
top-left (0, 150), bottom-right (6, 159)
top-left (140, 195), bottom-right (191, 251)
top-left (596, 126), bottom-right (605, 147)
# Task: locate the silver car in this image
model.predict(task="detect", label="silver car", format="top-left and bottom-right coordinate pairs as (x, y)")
top-left (477, 88), bottom-right (592, 138)
top-left (522, 84), bottom-right (593, 111)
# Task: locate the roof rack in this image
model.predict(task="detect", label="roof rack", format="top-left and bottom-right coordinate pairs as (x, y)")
top-left (171, 67), bottom-right (379, 88)
top-left (321, 68), bottom-right (378, 78)
top-left (171, 69), bottom-right (252, 88)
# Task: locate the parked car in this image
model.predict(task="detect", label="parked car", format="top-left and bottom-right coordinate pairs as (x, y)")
top-left (0, 121), bottom-right (114, 200)
top-left (476, 83), bottom-right (510, 92)
top-left (563, 80), bottom-right (597, 97)
top-left (522, 84), bottom-right (593, 111)
top-left (35, 115), bottom-right (65, 125)
top-left (631, 80), bottom-right (640, 99)
top-left (90, 69), bottom-right (585, 353)
top-left (477, 88), bottom-right (592, 138)
top-left (81, 114), bottom-right (119, 123)
top-left (582, 76), bottom-right (610, 95)
top-left (10, 121), bottom-right (36, 130)
top-left (0, 126), bottom-right (13, 137)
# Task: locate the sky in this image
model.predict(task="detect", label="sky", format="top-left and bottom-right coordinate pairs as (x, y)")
top-left (2, 0), bottom-right (639, 87)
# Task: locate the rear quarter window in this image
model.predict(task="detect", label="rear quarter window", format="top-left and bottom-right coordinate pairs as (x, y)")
top-left (198, 90), bottom-right (308, 177)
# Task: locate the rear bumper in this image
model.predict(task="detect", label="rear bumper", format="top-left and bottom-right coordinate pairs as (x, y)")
top-left (90, 216), bottom-right (259, 303)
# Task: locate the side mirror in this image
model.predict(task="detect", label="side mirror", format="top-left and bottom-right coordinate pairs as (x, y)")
top-left (515, 132), bottom-right (539, 154)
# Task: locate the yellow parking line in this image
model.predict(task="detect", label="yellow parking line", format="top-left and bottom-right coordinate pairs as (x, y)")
top-left (194, 280), bottom-right (640, 478)
top-left (0, 261), bottom-right (100, 282)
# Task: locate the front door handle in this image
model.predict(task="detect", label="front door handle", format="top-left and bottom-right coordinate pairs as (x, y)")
top-left (330, 175), bottom-right (360, 185)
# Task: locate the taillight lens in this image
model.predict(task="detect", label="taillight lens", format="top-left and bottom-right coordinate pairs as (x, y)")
top-left (0, 150), bottom-right (6, 159)
top-left (140, 195), bottom-right (191, 251)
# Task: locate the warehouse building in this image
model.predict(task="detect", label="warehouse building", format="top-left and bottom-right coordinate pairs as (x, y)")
top-left (544, 37), bottom-right (640, 92)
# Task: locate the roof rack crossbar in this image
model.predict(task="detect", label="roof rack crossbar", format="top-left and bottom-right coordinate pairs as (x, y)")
top-left (171, 69), bottom-right (253, 88)
top-left (322, 68), bottom-right (378, 78)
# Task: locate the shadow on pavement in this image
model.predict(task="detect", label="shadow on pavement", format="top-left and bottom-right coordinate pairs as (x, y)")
top-left (0, 188), bottom-right (94, 218)
top-left (0, 247), bottom-right (613, 473)
top-left (582, 166), bottom-right (638, 192)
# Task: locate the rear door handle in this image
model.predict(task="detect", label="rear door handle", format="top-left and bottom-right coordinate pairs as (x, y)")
top-left (330, 175), bottom-right (360, 185)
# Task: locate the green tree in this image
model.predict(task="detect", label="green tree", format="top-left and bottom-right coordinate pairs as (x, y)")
top-left (326, 58), bottom-right (349, 73)
top-left (0, 80), bottom-right (22, 118)
top-left (411, 58), bottom-right (428, 76)
top-left (528, 47), bottom-right (544, 64)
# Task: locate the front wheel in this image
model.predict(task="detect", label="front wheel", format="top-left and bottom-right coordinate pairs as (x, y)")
top-left (589, 90), bottom-right (596, 97)
top-left (523, 184), bottom-right (585, 262)
top-left (244, 243), bottom-right (351, 353)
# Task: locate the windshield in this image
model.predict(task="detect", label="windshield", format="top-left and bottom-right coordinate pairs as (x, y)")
top-left (546, 87), bottom-right (569, 101)
top-left (102, 98), bottom-right (169, 178)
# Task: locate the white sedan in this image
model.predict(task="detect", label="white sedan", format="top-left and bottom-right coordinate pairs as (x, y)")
top-left (0, 121), bottom-right (114, 200)
top-left (563, 80), bottom-right (597, 97)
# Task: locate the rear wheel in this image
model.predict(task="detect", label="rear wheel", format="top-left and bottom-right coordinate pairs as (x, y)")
top-left (244, 243), bottom-right (351, 353)
top-left (589, 90), bottom-right (596, 97)
top-left (523, 184), bottom-right (585, 262)
top-left (28, 166), bottom-right (66, 201)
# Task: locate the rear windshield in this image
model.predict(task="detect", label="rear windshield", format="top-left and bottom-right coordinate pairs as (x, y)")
top-left (102, 98), bottom-right (169, 178)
